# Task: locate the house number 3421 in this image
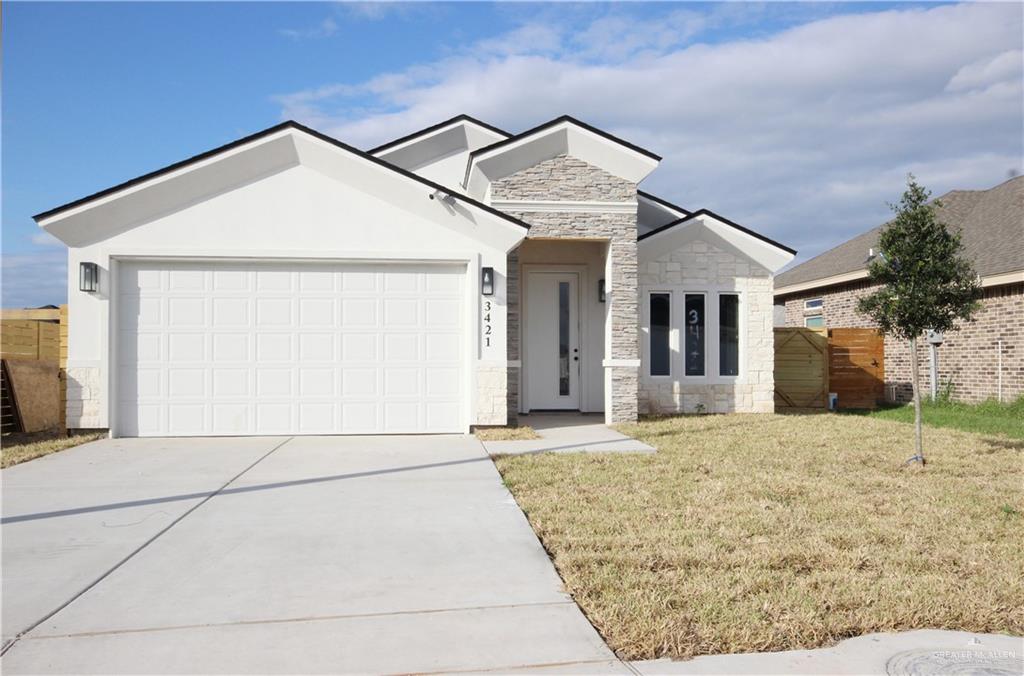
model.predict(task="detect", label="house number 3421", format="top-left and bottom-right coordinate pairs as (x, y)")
top-left (482, 299), bottom-right (493, 347)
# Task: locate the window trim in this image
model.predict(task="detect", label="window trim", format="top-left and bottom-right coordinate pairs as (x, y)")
top-left (646, 290), bottom-right (674, 378)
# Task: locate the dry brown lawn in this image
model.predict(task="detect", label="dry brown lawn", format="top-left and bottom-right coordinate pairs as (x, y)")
top-left (1, 430), bottom-right (106, 468)
top-left (494, 413), bottom-right (1024, 660)
top-left (474, 425), bottom-right (541, 441)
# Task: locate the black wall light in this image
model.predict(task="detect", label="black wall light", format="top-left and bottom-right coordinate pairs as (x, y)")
top-left (79, 262), bottom-right (99, 293)
top-left (598, 279), bottom-right (606, 303)
top-left (481, 267), bottom-right (495, 296)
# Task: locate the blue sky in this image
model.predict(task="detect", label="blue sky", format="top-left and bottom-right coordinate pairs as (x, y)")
top-left (3, 1), bottom-right (1022, 307)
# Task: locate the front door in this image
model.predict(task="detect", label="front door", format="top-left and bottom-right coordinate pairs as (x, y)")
top-left (525, 272), bottom-right (580, 410)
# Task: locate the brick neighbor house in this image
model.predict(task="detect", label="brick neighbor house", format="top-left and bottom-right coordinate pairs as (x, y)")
top-left (774, 176), bottom-right (1023, 404)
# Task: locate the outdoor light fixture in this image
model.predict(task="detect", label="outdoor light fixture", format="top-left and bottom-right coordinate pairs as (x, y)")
top-left (598, 279), bottom-right (606, 303)
top-left (79, 262), bottom-right (99, 293)
top-left (481, 267), bottom-right (494, 296)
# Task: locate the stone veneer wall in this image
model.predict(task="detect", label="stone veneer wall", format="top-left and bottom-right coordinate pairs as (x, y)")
top-left (780, 282), bottom-right (1023, 403)
top-left (638, 238), bottom-right (775, 414)
top-left (66, 365), bottom-right (103, 429)
top-left (494, 154), bottom-right (639, 423)
top-left (474, 365), bottom-right (508, 425)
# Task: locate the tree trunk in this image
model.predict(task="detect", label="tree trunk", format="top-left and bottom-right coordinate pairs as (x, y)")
top-left (909, 336), bottom-right (924, 464)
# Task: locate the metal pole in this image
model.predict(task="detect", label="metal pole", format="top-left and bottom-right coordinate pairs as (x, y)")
top-left (929, 343), bottom-right (938, 400)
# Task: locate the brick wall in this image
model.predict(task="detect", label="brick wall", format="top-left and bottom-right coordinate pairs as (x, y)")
top-left (780, 282), bottom-right (1023, 403)
top-left (495, 154), bottom-right (640, 423)
top-left (639, 237), bottom-right (775, 414)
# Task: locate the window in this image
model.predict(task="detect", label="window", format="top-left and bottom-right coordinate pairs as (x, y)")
top-left (804, 298), bottom-right (823, 310)
top-left (558, 282), bottom-right (570, 395)
top-left (719, 294), bottom-right (739, 376)
top-left (805, 315), bottom-right (825, 328)
top-left (649, 293), bottom-right (671, 376)
top-left (684, 294), bottom-right (705, 376)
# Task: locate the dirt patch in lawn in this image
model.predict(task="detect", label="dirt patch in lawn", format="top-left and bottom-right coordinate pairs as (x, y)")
top-left (2, 430), bottom-right (107, 468)
top-left (474, 426), bottom-right (541, 441)
top-left (495, 413), bottom-right (1024, 660)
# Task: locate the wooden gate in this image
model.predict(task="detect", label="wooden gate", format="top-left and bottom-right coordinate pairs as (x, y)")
top-left (828, 328), bottom-right (885, 409)
top-left (774, 328), bottom-right (829, 409)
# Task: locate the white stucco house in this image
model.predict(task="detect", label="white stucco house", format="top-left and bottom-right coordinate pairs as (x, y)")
top-left (36, 115), bottom-right (795, 437)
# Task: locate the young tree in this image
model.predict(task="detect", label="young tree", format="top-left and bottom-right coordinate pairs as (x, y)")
top-left (857, 175), bottom-right (982, 465)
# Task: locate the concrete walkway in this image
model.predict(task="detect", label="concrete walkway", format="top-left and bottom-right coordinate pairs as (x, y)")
top-left (483, 413), bottom-right (656, 455)
top-left (1, 435), bottom-right (621, 674)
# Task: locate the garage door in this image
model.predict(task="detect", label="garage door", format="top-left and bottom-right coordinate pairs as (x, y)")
top-left (116, 261), bottom-right (465, 436)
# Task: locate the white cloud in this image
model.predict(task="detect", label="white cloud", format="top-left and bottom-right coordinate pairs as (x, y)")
top-left (285, 3), bottom-right (1021, 262)
top-left (280, 16), bottom-right (338, 40)
top-left (1, 250), bottom-right (67, 309)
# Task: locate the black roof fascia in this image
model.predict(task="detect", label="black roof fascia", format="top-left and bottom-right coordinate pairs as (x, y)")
top-left (34, 120), bottom-right (530, 231)
top-left (638, 208), bottom-right (796, 255)
top-left (368, 114), bottom-right (511, 155)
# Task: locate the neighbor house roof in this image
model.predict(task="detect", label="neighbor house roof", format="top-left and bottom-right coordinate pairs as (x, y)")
top-left (775, 175), bottom-right (1024, 294)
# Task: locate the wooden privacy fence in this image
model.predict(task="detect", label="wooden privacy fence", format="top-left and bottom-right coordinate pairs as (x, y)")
top-left (0, 318), bottom-right (60, 361)
top-left (0, 306), bottom-right (68, 434)
top-left (774, 327), bottom-right (885, 410)
top-left (828, 328), bottom-right (885, 409)
top-left (774, 328), bottom-right (829, 409)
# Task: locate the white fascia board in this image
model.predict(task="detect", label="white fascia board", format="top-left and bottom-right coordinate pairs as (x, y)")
top-left (293, 133), bottom-right (526, 253)
top-left (38, 130), bottom-right (299, 246)
top-left (43, 126), bottom-right (527, 254)
top-left (639, 214), bottom-right (794, 273)
top-left (373, 119), bottom-right (507, 160)
top-left (465, 121), bottom-right (660, 200)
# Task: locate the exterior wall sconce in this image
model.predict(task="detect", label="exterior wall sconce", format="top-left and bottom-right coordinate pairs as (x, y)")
top-left (79, 262), bottom-right (99, 293)
top-left (598, 279), bottom-right (606, 303)
top-left (481, 267), bottom-right (494, 296)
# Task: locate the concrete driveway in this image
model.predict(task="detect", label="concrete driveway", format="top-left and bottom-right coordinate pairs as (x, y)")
top-left (2, 436), bottom-right (624, 674)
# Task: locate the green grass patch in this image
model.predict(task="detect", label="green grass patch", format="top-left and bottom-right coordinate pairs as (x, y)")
top-left (853, 396), bottom-right (1023, 440)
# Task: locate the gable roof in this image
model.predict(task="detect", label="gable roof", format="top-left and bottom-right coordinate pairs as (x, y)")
top-left (639, 208), bottom-right (795, 273)
top-left (639, 207), bottom-right (797, 254)
top-left (463, 115), bottom-right (662, 198)
top-left (775, 175), bottom-right (1024, 293)
top-left (368, 114), bottom-right (510, 156)
top-left (469, 115), bottom-right (661, 164)
top-left (34, 120), bottom-right (529, 234)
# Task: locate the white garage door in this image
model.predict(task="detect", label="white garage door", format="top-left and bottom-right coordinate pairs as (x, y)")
top-left (116, 261), bottom-right (465, 436)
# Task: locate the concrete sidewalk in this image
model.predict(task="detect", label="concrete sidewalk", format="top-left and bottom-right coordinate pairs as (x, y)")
top-left (483, 413), bottom-right (656, 455)
top-left (631, 630), bottom-right (1023, 675)
top-left (1, 435), bottom-right (621, 674)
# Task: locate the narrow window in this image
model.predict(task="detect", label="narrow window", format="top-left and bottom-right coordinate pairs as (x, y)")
top-left (684, 294), bottom-right (705, 376)
top-left (719, 294), bottom-right (739, 377)
top-left (805, 315), bottom-right (825, 328)
top-left (804, 298), bottom-right (823, 310)
top-left (649, 293), bottom-right (670, 376)
top-left (558, 281), bottom-right (570, 395)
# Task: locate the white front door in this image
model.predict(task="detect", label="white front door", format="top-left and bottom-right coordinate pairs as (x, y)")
top-left (525, 272), bottom-right (580, 410)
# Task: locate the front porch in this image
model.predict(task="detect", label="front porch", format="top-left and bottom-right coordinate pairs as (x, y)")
top-left (506, 237), bottom-right (639, 425)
